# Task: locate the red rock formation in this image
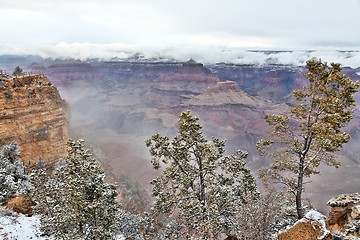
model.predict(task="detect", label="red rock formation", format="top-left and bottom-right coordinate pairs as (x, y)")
top-left (0, 74), bottom-right (69, 166)
top-left (183, 80), bottom-right (264, 107)
top-left (157, 59), bottom-right (219, 83)
top-left (206, 80), bottom-right (239, 93)
top-left (45, 62), bottom-right (100, 86)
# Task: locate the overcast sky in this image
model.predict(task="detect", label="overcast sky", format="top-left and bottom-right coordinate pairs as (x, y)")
top-left (1, 0), bottom-right (360, 62)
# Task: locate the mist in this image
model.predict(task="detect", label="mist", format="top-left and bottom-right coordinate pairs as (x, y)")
top-left (1, 42), bottom-right (360, 68)
top-left (2, 53), bottom-right (358, 213)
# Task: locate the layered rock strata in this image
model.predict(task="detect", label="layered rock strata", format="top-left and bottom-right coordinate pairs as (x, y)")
top-left (0, 74), bottom-right (69, 166)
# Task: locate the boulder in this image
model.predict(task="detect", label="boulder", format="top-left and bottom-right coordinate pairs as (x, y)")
top-left (6, 195), bottom-right (34, 216)
top-left (278, 210), bottom-right (331, 240)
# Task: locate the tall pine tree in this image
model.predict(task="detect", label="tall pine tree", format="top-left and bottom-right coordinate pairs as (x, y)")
top-left (145, 111), bottom-right (258, 239)
top-left (257, 59), bottom-right (360, 218)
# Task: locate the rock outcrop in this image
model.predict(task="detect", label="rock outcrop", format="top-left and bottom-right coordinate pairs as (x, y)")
top-left (0, 74), bottom-right (69, 166)
top-left (183, 80), bottom-right (264, 107)
top-left (278, 196), bottom-right (360, 240)
top-left (157, 59), bottom-right (219, 83)
top-left (327, 193), bottom-right (360, 226)
top-left (6, 195), bottom-right (34, 216)
top-left (278, 210), bottom-right (331, 240)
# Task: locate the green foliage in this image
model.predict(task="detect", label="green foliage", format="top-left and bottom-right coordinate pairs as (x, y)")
top-left (12, 66), bottom-right (23, 76)
top-left (257, 59), bottom-right (360, 218)
top-left (145, 110), bottom-right (258, 239)
top-left (116, 209), bottom-right (144, 240)
top-left (0, 141), bottom-right (31, 204)
top-left (31, 139), bottom-right (119, 240)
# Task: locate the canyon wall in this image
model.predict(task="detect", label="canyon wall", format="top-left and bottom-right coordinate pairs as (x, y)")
top-left (0, 74), bottom-right (69, 166)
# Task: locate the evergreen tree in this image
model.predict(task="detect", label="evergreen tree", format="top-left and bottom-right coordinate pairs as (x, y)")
top-left (31, 139), bottom-right (119, 240)
top-left (12, 66), bottom-right (23, 76)
top-left (116, 209), bottom-right (144, 240)
top-left (0, 141), bottom-right (31, 204)
top-left (257, 59), bottom-right (360, 218)
top-left (145, 110), bottom-right (258, 239)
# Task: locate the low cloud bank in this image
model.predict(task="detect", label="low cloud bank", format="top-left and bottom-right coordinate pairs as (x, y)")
top-left (1, 42), bottom-right (359, 68)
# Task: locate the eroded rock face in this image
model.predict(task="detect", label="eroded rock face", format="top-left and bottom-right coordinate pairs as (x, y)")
top-left (327, 193), bottom-right (360, 226)
top-left (0, 74), bottom-right (69, 166)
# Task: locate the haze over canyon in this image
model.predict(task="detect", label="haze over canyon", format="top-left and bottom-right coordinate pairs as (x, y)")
top-left (1, 53), bottom-right (359, 213)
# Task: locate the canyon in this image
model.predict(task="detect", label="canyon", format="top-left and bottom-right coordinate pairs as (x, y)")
top-left (1, 55), bottom-right (359, 212)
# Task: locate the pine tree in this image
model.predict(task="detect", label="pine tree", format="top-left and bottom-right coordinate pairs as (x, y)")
top-left (0, 141), bottom-right (31, 204)
top-left (257, 59), bottom-right (360, 218)
top-left (145, 110), bottom-right (258, 239)
top-left (12, 66), bottom-right (23, 76)
top-left (31, 139), bottom-right (119, 239)
top-left (116, 209), bottom-right (144, 240)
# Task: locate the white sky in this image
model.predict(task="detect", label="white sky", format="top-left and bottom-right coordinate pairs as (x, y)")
top-left (0, 0), bottom-right (360, 62)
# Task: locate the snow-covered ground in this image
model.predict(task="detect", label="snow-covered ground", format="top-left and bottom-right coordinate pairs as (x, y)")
top-left (0, 207), bottom-right (49, 240)
top-left (0, 207), bottom-right (126, 240)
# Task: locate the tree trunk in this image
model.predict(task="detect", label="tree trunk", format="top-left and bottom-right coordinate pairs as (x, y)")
top-left (198, 156), bottom-right (206, 209)
top-left (296, 156), bottom-right (305, 218)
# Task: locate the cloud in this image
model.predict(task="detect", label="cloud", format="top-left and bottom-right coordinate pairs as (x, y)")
top-left (1, 42), bottom-right (359, 68)
top-left (0, 0), bottom-right (359, 49)
top-left (0, 0), bottom-right (359, 66)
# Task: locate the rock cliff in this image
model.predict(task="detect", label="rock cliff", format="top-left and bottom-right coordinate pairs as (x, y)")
top-left (0, 74), bottom-right (69, 166)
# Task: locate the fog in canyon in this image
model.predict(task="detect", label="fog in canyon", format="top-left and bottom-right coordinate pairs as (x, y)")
top-left (1, 53), bottom-right (360, 213)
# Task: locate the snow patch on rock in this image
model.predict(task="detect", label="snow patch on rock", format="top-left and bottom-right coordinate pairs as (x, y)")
top-left (304, 210), bottom-right (330, 239)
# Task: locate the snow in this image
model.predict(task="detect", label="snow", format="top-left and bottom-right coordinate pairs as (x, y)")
top-left (279, 210), bottom-right (331, 240)
top-left (0, 207), bottom-right (126, 240)
top-left (0, 207), bottom-right (49, 240)
top-left (304, 209), bottom-right (326, 221)
top-left (304, 210), bottom-right (330, 240)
